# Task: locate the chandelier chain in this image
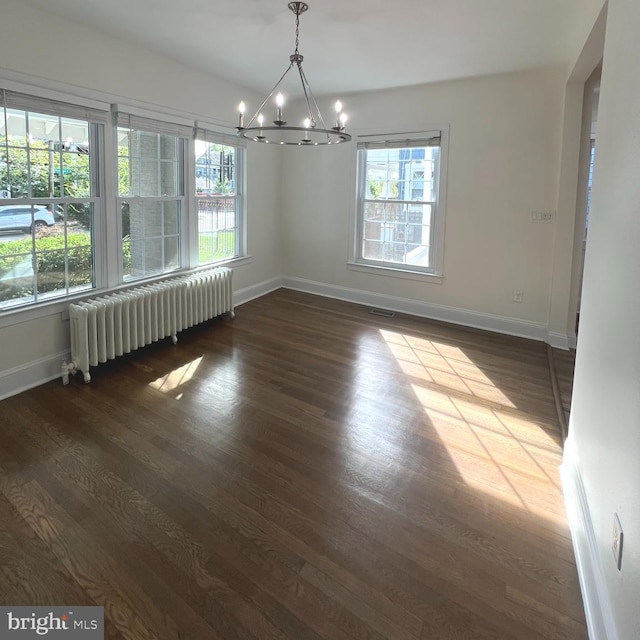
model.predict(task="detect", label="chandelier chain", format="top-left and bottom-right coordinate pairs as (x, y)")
top-left (295, 11), bottom-right (300, 55)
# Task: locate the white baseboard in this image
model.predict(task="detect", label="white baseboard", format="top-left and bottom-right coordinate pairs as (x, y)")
top-left (551, 330), bottom-right (577, 350)
top-left (561, 439), bottom-right (617, 640)
top-left (282, 276), bottom-right (551, 342)
top-left (0, 351), bottom-right (69, 401)
top-left (234, 276), bottom-right (284, 308)
top-left (547, 331), bottom-right (572, 350)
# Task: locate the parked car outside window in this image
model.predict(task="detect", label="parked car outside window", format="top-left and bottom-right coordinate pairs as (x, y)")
top-left (0, 205), bottom-right (56, 233)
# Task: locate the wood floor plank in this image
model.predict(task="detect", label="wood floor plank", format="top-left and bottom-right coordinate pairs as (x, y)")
top-left (0, 289), bottom-right (587, 639)
top-left (0, 470), bottom-right (167, 640)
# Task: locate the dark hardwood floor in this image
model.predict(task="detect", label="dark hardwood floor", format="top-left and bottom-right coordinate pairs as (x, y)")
top-left (0, 289), bottom-right (586, 639)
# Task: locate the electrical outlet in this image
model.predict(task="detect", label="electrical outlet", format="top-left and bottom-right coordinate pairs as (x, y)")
top-left (513, 291), bottom-right (524, 303)
top-left (612, 513), bottom-right (624, 571)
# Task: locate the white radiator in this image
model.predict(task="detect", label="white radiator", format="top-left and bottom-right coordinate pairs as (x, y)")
top-left (66, 267), bottom-right (233, 383)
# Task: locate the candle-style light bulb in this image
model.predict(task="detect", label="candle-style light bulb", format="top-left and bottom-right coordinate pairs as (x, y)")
top-left (275, 93), bottom-right (284, 123)
top-left (334, 100), bottom-right (343, 129)
top-left (238, 101), bottom-right (246, 128)
top-left (257, 113), bottom-right (264, 138)
top-left (303, 118), bottom-right (311, 141)
top-left (339, 112), bottom-right (348, 131)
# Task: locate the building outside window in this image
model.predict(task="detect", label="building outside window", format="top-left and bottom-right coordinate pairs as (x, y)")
top-left (194, 127), bottom-right (244, 265)
top-left (0, 91), bottom-right (105, 309)
top-left (116, 113), bottom-right (189, 281)
top-left (355, 130), bottom-right (447, 275)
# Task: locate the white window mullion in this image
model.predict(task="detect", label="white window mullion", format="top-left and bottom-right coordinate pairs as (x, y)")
top-left (186, 138), bottom-right (198, 270)
top-left (100, 119), bottom-right (119, 289)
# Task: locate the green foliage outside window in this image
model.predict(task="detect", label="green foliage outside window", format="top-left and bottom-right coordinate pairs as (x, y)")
top-left (0, 136), bottom-right (92, 226)
top-left (369, 180), bottom-right (383, 198)
top-left (0, 233), bottom-right (92, 302)
top-left (213, 178), bottom-right (232, 194)
top-left (198, 231), bottom-right (235, 263)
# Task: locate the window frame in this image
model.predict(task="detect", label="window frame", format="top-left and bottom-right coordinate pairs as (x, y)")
top-left (350, 127), bottom-right (449, 281)
top-left (114, 109), bottom-right (191, 282)
top-left (0, 89), bottom-right (108, 311)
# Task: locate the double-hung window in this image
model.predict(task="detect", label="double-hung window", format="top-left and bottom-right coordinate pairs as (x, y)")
top-left (194, 125), bottom-right (244, 265)
top-left (355, 130), bottom-right (447, 276)
top-left (0, 90), bottom-right (106, 309)
top-left (115, 111), bottom-right (190, 281)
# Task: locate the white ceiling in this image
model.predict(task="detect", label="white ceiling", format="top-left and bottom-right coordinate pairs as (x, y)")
top-left (18, 0), bottom-right (588, 97)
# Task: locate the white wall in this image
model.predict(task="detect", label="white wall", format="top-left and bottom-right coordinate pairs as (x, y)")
top-left (565, 0), bottom-right (640, 637)
top-left (281, 68), bottom-right (568, 332)
top-left (0, 0), bottom-right (282, 397)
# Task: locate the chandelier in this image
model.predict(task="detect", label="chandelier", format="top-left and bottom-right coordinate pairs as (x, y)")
top-left (236, 2), bottom-right (351, 146)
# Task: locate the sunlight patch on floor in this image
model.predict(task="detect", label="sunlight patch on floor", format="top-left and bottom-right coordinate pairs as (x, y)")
top-left (380, 329), bottom-right (516, 407)
top-left (149, 356), bottom-right (203, 397)
top-left (380, 329), bottom-right (564, 519)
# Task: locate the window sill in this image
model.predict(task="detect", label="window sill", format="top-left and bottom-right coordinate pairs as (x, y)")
top-left (210, 255), bottom-right (253, 269)
top-left (0, 291), bottom-right (90, 329)
top-left (347, 261), bottom-right (443, 284)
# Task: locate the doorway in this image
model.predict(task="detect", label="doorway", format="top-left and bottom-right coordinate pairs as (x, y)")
top-left (572, 65), bottom-right (601, 336)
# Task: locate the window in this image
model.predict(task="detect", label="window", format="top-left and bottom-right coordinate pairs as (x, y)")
top-left (0, 82), bottom-right (247, 320)
top-left (116, 112), bottom-right (190, 281)
top-left (355, 130), bottom-right (447, 276)
top-left (0, 90), bottom-right (105, 309)
top-left (194, 126), bottom-right (244, 265)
